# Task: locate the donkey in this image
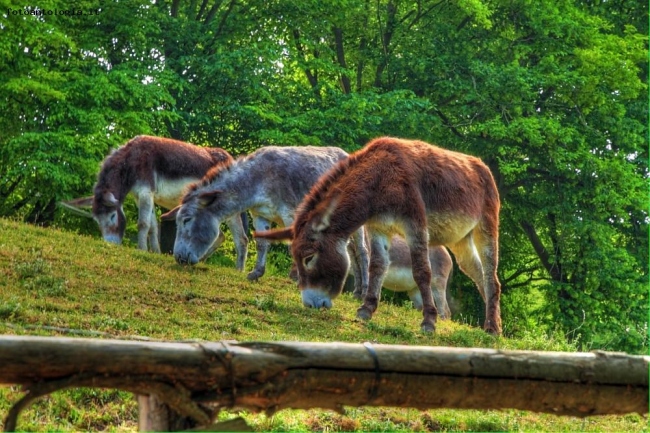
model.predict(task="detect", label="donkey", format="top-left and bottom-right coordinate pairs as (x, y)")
top-left (161, 146), bottom-right (369, 285)
top-left (350, 236), bottom-right (453, 318)
top-left (71, 135), bottom-right (248, 269)
top-left (255, 137), bottom-right (502, 334)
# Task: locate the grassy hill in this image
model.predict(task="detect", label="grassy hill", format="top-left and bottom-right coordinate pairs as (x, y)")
top-left (0, 218), bottom-right (646, 432)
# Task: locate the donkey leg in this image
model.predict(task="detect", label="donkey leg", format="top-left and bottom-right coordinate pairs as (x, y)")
top-left (431, 247), bottom-right (453, 320)
top-left (448, 234), bottom-right (486, 303)
top-left (248, 216), bottom-right (272, 281)
top-left (348, 242), bottom-right (364, 299)
top-left (279, 213), bottom-right (299, 281)
top-left (137, 194), bottom-right (155, 252)
top-left (226, 215), bottom-right (249, 272)
top-left (356, 233), bottom-right (389, 321)
top-left (407, 289), bottom-right (424, 310)
top-left (449, 231), bottom-right (503, 335)
top-left (407, 273), bottom-right (450, 319)
top-left (407, 232), bottom-right (437, 333)
top-left (431, 276), bottom-right (450, 320)
top-left (473, 222), bottom-right (502, 335)
top-left (349, 228), bottom-right (369, 299)
top-left (148, 208), bottom-right (161, 254)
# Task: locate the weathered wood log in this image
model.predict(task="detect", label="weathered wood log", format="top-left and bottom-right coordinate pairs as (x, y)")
top-left (0, 336), bottom-right (647, 430)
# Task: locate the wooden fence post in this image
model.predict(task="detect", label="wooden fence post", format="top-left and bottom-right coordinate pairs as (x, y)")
top-left (138, 394), bottom-right (196, 432)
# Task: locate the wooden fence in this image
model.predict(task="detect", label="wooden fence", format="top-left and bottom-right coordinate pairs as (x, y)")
top-left (0, 336), bottom-right (648, 431)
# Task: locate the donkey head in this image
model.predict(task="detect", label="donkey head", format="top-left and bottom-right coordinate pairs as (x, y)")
top-left (92, 191), bottom-right (126, 245)
top-left (161, 190), bottom-right (223, 265)
top-left (255, 199), bottom-right (350, 309)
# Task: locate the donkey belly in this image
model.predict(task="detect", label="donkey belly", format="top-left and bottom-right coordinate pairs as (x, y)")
top-left (381, 266), bottom-right (416, 293)
top-left (366, 215), bottom-right (406, 238)
top-left (154, 176), bottom-right (201, 210)
top-left (427, 212), bottom-right (478, 245)
top-left (368, 213), bottom-right (477, 246)
top-left (251, 203), bottom-right (288, 227)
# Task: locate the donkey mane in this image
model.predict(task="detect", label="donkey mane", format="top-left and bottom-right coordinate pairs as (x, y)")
top-left (294, 137), bottom-right (410, 230)
top-left (184, 158), bottom-right (235, 198)
top-left (185, 147), bottom-right (273, 198)
top-left (93, 137), bottom-right (140, 202)
top-left (294, 152), bottom-right (354, 220)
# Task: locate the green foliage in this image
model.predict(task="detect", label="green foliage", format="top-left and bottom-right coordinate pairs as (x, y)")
top-left (0, 0), bottom-right (175, 223)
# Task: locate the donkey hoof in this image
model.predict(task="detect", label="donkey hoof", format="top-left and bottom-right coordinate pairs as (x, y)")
top-left (483, 320), bottom-right (502, 335)
top-left (247, 271), bottom-right (262, 281)
top-left (484, 326), bottom-right (502, 336)
top-left (420, 322), bottom-right (436, 333)
top-left (356, 307), bottom-right (373, 321)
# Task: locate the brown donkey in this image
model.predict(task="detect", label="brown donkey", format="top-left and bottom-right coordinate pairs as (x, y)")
top-left (255, 137), bottom-right (501, 334)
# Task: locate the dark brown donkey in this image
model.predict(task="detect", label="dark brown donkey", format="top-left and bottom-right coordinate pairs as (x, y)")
top-left (255, 137), bottom-right (501, 334)
top-left (66, 135), bottom-right (248, 269)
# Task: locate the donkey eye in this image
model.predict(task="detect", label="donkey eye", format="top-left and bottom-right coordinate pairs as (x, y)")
top-left (109, 212), bottom-right (117, 224)
top-left (303, 254), bottom-right (317, 269)
top-left (182, 217), bottom-right (192, 225)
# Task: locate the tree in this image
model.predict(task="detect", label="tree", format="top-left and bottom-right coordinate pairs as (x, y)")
top-left (0, 0), bottom-right (175, 223)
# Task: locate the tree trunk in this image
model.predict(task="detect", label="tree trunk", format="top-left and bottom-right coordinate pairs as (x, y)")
top-left (333, 26), bottom-right (351, 94)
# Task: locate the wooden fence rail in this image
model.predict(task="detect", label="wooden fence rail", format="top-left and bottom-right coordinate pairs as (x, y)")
top-left (0, 336), bottom-right (648, 431)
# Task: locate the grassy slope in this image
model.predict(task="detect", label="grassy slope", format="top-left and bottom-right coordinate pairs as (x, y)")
top-left (0, 219), bottom-right (646, 432)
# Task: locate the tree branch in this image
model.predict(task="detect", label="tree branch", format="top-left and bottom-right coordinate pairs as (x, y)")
top-left (196, 0), bottom-right (210, 20)
top-left (204, 0), bottom-right (225, 27)
top-left (215, 0), bottom-right (237, 35)
top-left (332, 27), bottom-right (351, 94)
top-left (291, 29), bottom-right (319, 97)
top-left (434, 108), bottom-right (464, 138)
top-left (374, 0), bottom-right (397, 87)
top-left (170, 0), bottom-right (181, 18)
top-left (519, 220), bottom-right (563, 282)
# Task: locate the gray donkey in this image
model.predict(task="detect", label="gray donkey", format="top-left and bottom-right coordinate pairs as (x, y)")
top-left (162, 146), bottom-right (369, 285)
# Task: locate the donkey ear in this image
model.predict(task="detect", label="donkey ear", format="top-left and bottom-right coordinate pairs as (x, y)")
top-left (198, 190), bottom-right (221, 208)
top-left (161, 205), bottom-right (180, 221)
top-left (254, 226), bottom-right (294, 242)
top-left (102, 192), bottom-right (119, 208)
top-left (312, 196), bottom-right (339, 232)
top-left (65, 196), bottom-right (94, 208)
top-left (58, 196), bottom-right (94, 218)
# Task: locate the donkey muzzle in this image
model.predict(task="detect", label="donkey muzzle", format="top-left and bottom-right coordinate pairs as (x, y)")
top-left (301, 288), bottom-right (333, 309)
top-left (102, 234), bottom-right (122, 245)
top-left (175, 252), bottom-right (199, 266)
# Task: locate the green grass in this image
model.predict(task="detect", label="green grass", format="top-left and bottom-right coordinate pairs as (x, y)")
top-left (0, 218), bottom-right (647, 432)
